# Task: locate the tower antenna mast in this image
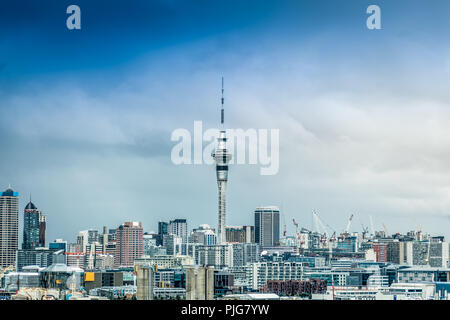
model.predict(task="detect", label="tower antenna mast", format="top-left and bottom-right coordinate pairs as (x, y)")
top-left (221, 76), bottom-right (225, 128)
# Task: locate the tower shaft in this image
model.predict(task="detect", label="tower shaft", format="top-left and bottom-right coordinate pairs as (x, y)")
top-left (217, 181), bottom-right (227, 244)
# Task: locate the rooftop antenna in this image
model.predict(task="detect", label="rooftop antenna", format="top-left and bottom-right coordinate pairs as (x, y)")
top-left (221, 76), bottom-right (224, 128)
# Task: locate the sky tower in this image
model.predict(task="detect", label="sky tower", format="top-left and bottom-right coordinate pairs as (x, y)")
top-left (212, 77), bottom-right (232, 244)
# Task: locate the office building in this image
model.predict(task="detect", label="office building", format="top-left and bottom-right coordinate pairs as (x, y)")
top-left (254, 206), bottom-right (280, 247)
top-left (23, 201), bottom-right (46, 250)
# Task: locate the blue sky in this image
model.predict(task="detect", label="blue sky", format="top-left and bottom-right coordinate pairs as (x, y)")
top-left (1, 0), bottom-right (450, 242)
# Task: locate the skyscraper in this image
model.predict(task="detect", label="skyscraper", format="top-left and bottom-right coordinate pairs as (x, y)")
top-left (0, 187), bottom-right (19, 268)
top-left (212, 78), bottom-right (232, 244)
top-left (114, 221), bottom-right (144, 267)
top-left (254, 206), bottom-right (280, 247)
top-left (22, 200), bottom-right (46, 250)
top-left (168, 219), bottom-right (188, 244)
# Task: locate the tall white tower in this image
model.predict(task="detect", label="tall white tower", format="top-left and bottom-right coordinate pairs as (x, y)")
top-left (212, 77), bottom-right (232, 244)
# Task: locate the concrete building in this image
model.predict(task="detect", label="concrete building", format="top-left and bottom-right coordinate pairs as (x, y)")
top-left (186, 266), bottom-right (214, 300)
top-left (136, 264), bottom-right (154, 300)
top-left (254, 206), bottom-right (280, 247)
top-left (0, 187), bottom-right (19, 268)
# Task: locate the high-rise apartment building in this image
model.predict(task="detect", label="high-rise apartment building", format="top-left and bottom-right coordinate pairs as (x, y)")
top-left (0, 187), bottom-right (19, 268)
top-left (254, 206), bottom-right (280, 247)
top-left (114, 221), bottom-right (144, 267)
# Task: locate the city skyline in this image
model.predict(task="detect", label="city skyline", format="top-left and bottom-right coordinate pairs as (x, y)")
top-left (2, 0), bottom-right (450, 243)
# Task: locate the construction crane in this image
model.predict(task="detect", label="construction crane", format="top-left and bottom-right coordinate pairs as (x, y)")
top-left (312, 210), bottom-right (334, 237)
top-left (292, 218), bottom-right (299, 235)
top-left (344, 214), bottom-right (354, 234)
top-left (382, 223), bottom-right (388, 236)
top-left (369, 215), bottom-right (375, 236)
top-left (292, 218), bottom-right (300, 245)
top-left (361, 224), bottom-right (369, 240)
top-left (281, 213), bottom-right (287, 238)
top-left (328, 231), bottom-right (337, 263)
